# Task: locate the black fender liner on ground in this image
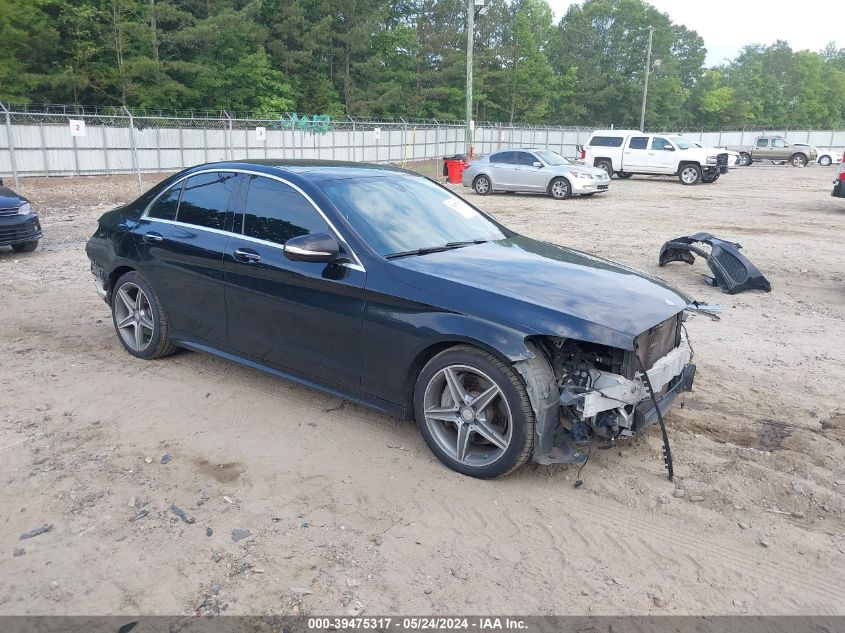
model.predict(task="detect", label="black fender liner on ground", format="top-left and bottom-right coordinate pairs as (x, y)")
top-left (658, 232), bottom-right (772, 294)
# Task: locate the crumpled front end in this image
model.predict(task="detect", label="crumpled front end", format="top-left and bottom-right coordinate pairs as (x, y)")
top-left (524, 313), bottom-right (695, 466)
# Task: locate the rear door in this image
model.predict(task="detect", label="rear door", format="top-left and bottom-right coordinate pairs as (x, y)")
top-left (224, 174), bottom-right (366, 390)
top-left (623, 136), bottom-right (652, 172)
top-left (488, 151), bottom-right (518, 188)
top-left (134, 171), bottom-right (240, 347)
top-left (754, 137), bottom-right (771, 160)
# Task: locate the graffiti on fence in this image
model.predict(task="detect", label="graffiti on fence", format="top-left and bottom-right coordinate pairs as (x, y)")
top-left (273, 113), bottom-right (332, 134)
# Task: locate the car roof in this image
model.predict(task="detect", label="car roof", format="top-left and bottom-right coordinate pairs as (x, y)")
top-left (185, 159), bottom-right (420, 183)
top-left (588, 129), bottom-right (643, 136)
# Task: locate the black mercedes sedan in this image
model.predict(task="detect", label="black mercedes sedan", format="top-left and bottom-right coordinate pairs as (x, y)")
top-left (0, 178), bottom-right (42, 253)
top-left (86, 160), bottom-right (696, 478)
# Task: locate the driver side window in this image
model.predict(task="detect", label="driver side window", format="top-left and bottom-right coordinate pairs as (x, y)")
top-left (772, 138), bottom-right (786, 148)
top-left (240, 176), bottom-right (329, 246)
top-left (651, 137), bottom-right (672, 151)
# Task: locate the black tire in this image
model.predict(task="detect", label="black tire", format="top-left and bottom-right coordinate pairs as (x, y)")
top-left (595, 160), bottom-right (613, 178)
top-left (678, 163), bottom-right (702, 185)
top-left (702, 173), bottom-right (720, 183)
top-left (819, 155), bottom-right (832, 167)
top-left (616, 172), bottom-right (634, 179)
top-left (413, 345), bottom-right (535, 478)
top-left (790, 153), bottom-right (808, 167)
top-left (548, 177), bottom-right (571, 199)
top-left (473, 174), bottom-right (492, 195)
top-left (111, 271), bottom-right (179, 360)
top-left (11, 240), bottom-right (38, 253)
top-left (738, 152), bottom-right (752, 166)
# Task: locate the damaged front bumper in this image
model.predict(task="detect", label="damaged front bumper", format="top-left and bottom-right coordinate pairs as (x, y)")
top-left (531, 335), bottom-right (695, 466)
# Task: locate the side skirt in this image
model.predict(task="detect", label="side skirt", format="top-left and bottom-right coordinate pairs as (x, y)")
top-left (174, 338), bottom-right (408, 420)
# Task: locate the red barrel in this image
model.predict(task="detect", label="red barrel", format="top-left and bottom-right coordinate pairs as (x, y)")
top-left (444, 158), bottom-right (468, 184)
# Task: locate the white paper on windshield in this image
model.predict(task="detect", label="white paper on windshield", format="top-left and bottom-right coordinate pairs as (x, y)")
top-left (442, 196), bottom-right (476, 219)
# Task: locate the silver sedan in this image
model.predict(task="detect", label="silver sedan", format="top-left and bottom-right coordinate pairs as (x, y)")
top-left (461, 148), bottom-right (611, 199)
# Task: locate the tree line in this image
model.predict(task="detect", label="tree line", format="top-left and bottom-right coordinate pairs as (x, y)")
top-left (2, 0), bottom-right (845, 129)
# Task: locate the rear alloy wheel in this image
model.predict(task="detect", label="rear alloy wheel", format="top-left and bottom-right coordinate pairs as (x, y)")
top-left (738, 152), bottom-right (752, 166)
top-left (473, 175), bottom-right (492, 195)
top-left (11, 240), bottom-right (39, 253)
top-left (548, 177), bottom-right (571, 199)
top-left (595, 160), bottom-right (613, 178)
top-left (414, 346), bottom-right (534, 478)
top-left (819, 155), bottom-right (832, 167)
top-left (679, 164), bottom-right (702, 185)
top-left (790, 153), bottom-right (808, 168)
top-left (112, 271), bottom-right (179, 360)
top-left (616, 172), bottom-right (634, 179)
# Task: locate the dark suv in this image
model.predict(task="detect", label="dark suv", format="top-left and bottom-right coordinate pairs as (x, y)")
top-left (0, 178), bottom-right (41, 252)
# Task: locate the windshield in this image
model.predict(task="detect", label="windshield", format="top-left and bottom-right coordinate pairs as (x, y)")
top-left (534, 150), bottom-right (573, 166)
top-left (671, 137), bottom-right (693, 150)
top-left (318, 175), bottom-right (508, 257)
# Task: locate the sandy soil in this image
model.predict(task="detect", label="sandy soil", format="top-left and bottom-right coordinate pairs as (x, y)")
top-left (1, 165), bottom-right (844, 616)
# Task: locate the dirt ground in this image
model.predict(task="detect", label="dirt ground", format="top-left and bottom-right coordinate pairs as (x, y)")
top-left (1, 164), bottom-right (844, 617)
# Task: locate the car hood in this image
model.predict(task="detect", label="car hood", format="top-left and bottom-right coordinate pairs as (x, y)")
top-left (0, 186), bottom-right (25, 208)
top-left (386, 236), bottom-right (691, 351)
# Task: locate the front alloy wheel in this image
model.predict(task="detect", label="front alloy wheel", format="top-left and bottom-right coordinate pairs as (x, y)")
top-left (679, 165), bottom-right (701, 185)
top-left (791, 153), bottom-right (807, 167)
top-left (549, 177), bottom-right (571, 199)
top-left (415, 346), bottom-right (533, 478)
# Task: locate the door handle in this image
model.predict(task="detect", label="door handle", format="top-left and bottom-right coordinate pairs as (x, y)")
top-left (234, 248), bottom-right (261, 263)
top-left (144, 231), bottom-right (163, 243)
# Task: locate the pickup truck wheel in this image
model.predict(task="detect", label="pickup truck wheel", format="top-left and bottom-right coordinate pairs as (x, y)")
top-left (790, 153), bottom-right (808, 168)
top-left (679, 164), bottom-right (702, 185)
top-left (702, 173), bottom-right (719, 183)
top-left (548, 177), bottom-right (571, 199)
top-left (616, 172), bottom-right (634, 179)
top-left (595, 160), bottom-right (613, 178)
top-left (738, 152), bottom-right (752, 166)
top-left (819, 155), bottom-right (832, 167)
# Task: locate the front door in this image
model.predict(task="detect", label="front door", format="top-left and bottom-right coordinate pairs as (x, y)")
top-left (649, 136), bottom-right (677, 172)
top-left (511, 151), bottom-right (549, 191)
top-left (134, 171), bottom-right (240, 348)
top-left (224, 174), bottom-right (366, 391)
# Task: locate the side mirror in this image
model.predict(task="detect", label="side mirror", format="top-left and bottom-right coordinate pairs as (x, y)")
top-left (664, 146), bottom-right (675, 151)
top-left (283, 233), bottom-right (342, 263)
top-left (532, 161), bottom-right (543, 168)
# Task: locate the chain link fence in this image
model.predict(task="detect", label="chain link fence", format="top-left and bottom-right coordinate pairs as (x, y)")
top-left (3, 103), bottom-right (845, 191)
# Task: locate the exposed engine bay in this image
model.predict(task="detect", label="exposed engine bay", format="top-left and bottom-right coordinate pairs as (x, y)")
top-left (524, 313), bottom-right (696, 479)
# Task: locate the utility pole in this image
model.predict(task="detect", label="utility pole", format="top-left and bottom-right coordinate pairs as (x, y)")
top-left (640, 27), bottom-right (654, 131)
top-left (466, 0), bottom-right (474, 156)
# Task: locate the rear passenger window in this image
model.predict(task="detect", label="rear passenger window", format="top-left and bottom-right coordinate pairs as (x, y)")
top-left (491, 152), bottom-right (514, 164)
top-left (147, 182), bottom-right (183, 221)
top-left (629, 137), bottom-right (649, 150)
top-left (756, 138), bottom-right (769, 147)
top-left (241, 175), bottom-right (329, 245)
top-left (588, 136), bottom-right (624, 147)
top-left (177, 172), bottom-right (237, 230)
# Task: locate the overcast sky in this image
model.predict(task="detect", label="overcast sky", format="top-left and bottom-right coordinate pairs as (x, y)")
top-left (547, 0), bottom-right (844, 66)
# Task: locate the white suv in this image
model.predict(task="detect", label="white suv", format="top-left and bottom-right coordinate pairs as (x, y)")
top-left (581, 130), bottom-right (729, 185)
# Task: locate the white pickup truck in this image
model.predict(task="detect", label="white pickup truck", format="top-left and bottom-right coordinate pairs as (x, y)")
top-left (580, 130), bottom-right (730, 185)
